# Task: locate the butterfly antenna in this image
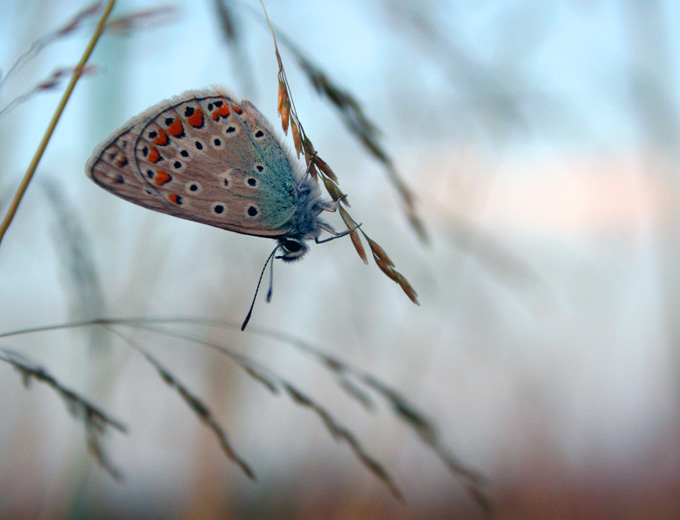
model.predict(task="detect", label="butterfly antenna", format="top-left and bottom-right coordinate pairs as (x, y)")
top-left (266, 253), bottom-right (275, 302)
top-left (241, 246), bottom-right (278, 331)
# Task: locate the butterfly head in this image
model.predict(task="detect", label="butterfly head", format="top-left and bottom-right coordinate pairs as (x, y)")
top-left (277, 237), bottom-right (308, 262)
top-left (273, 175), bottom-right (327, 262)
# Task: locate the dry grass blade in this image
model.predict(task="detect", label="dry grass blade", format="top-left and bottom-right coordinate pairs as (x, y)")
top-left (450, 215), bottom-right (541, 289)
top-left (337, 376), bottom-right (374, 410)
top-left (339, 206), bottom-right (368, 264)
top-left (105, 5), bottom-right (176, 34)
top-left (211, 0), bottom-right (257, 94)
top-left (277, 79), bottom-right (285, 113)
top-left (0, 1), bottom-right (104, 91)
top-left (103, 319), bottom-right (404, 499)
top-left (280, 90), bottom-right (291, 133)
top-left (405, 205), bottom-right (428, 241)
top-left (366, 237), bottom-right (394, 268)
top-left (394, 272), bottom-right (419, 304)
top-left (0, 65), bottom-right (97, 120)
top-left (237, 320), bottom-right (491, 511)
top-left (365, 233), bottom-right (419, 304)
top-left (0, 346), bottom-right (126, 480)
top-left (313, 155), bottom-right (338, 183)
top-left (251, 326), bottom-right (441, 446)
top-left (361, 373), bottom-right (490, 512)
top-left (213, 0), bottom-right (238, 41)
top-left (320, 175), bottom-right (345, 202)
top-left (0, 0), bottom-right (116, 248)
top-left (243, 366), bottom-right (279, 394)
top-left (104, 320), bottom-right (284, 398)
top-left (0, 3), bottom-right (172, 118)
top-left (290, 118), bottom-right (302, 156)
top-left (283, 383), bottom-right (403, 501)
top-left (103, 326), bottom-right (256, 480)
top-left (0, 317), bottom-right (490, 510)
top-left (42, 180), bottom-right (106, 326)
top-left (255, 2), bottom-right (419, 301)
top-left (100, 317), bottom-right (487, 510)
top-left (300, 65), bottom-right (428, 240)
top-left (243, 1), bottom-right (426, 240)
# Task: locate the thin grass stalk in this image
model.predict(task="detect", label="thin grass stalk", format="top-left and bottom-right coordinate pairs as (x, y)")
top-left (0, 0), bottom-right (116, 248)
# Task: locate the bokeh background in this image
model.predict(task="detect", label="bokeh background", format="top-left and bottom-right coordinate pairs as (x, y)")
top-left (1, 0), bottom-right (679, 518)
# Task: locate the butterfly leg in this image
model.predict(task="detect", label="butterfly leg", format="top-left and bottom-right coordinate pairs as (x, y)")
top-left (315, 222), bottom-right (361, 244)
top-left (318, 194), bottom-right (347, 213)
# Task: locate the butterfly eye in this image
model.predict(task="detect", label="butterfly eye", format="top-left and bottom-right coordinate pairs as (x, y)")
top-left (278, 238), bottom-right (308, 262)
top-left (282, 239), bottom-right (302, 253)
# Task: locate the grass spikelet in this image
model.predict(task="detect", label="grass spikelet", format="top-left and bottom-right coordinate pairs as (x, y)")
top-left (104, 326), bottom-right (256, 480)
top-left (290, 118), bottom-right (302, 156)
top-left (0, 347), bottom-right (126, 480)
top-left (339, 206), bottom-right (368, 264)
top-left (258, 1), bottom-right (418, 302)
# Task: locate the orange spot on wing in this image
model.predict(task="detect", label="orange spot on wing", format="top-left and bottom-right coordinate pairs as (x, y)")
top-left (148, 147), bottom-right (161, 163)
top-left (187, 108), bottom-right (204, 128)
top-left (168, 194), bottom-right (181, 204)
top-left (155, 170), bottom-right (171, 186)
top-left (153, 128), bottom-right (169, 146)
top-left (212, 105), bottom-right (230, 120)
top-left (232, 104), bottom-right (243, 114)
top-left (167, 119), bottom-right (184, 137)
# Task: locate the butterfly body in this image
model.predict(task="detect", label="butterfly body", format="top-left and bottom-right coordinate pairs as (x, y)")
top-left (86, 88), bottom-right (328, 260)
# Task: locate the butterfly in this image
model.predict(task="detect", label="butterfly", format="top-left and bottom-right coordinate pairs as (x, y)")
top-left (86, 87), bottom-right (355, 328)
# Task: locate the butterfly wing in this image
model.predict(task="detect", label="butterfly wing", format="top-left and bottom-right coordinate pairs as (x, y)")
top-left (87, 125), bottom-right (182, 215)
top-left (87, 88), bottom-right (301, 237)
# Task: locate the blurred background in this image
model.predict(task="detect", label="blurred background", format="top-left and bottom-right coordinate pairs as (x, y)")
top-left (0, 0), bottom-right (679, 518)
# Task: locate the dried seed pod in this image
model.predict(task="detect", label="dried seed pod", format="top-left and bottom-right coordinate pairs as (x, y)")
top-left (395, 272), bottom-right (419, 304)
top-left (280, 97), bottom-right (290, 134)
top-left (277, 80), bottom-right (285, 114)
top-left (367, 238), bottom-right (394, 268)
top-left (321, 176), bottom-right (344, 201)
top-left (308, 161), bottom-right (319, 180)
top-left (349, 230), bottom-right (368, 264)
top-left (291, 118), bottom-right (302, 157)
top-left (339, 206), bottom-right (368, 263)
top-left (302, 136), bottom-right (316, 156)
top-left (314, 155), bottom-right (338, 182)
top-left (375, 256), bottom-right (396, 278)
